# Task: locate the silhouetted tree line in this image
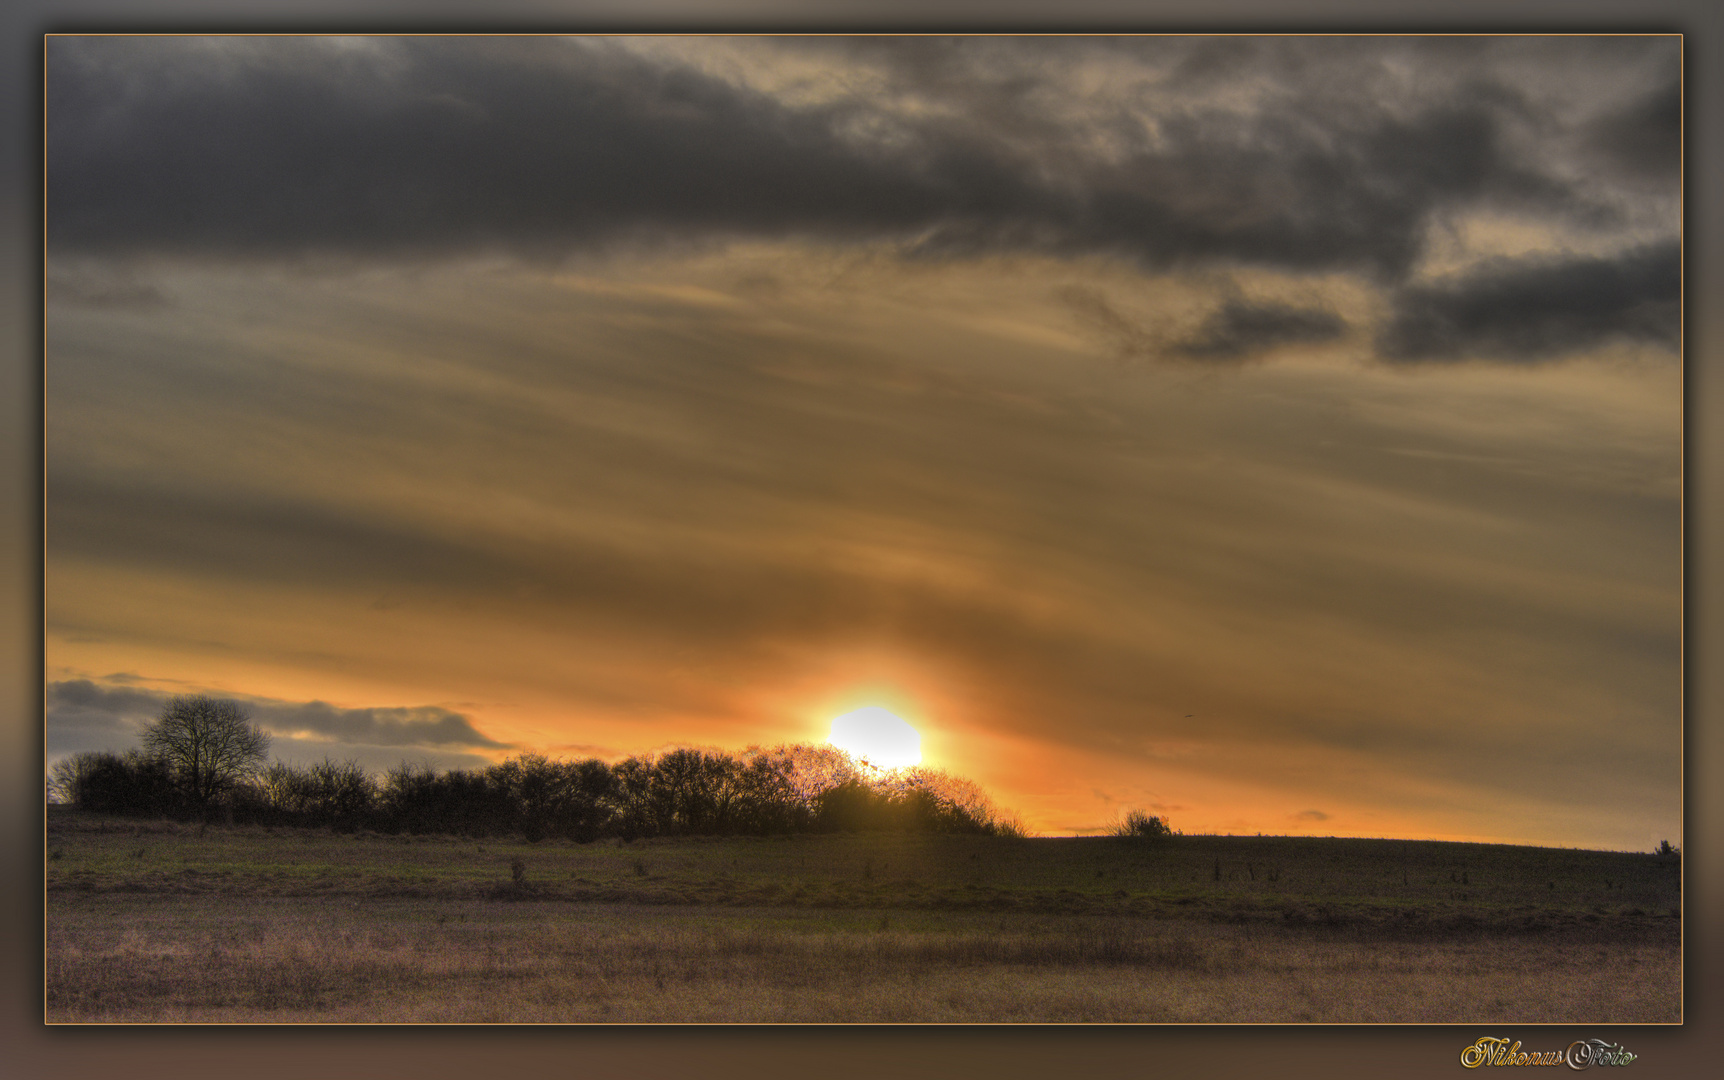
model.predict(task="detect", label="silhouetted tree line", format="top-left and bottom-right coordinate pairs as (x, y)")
top-left (48, 742), bottom-right (1022, 840)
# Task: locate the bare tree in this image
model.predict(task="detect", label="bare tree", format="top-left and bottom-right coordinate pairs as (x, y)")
top-left (141, 695), bottom-right (271, 815)
top-left (48, 751), bottom-right (110, 805)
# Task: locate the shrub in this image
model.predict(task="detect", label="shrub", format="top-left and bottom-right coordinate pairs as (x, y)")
top-left (57, 751), bottom-right (182, 818)
top-left (48, 751), bottom-right (113, 807)
top-left (1112, 810), bottom-right (1174, 841)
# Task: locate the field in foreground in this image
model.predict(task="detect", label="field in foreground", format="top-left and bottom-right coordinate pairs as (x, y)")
top-left (44, 811), bottom-right (1681, 1023)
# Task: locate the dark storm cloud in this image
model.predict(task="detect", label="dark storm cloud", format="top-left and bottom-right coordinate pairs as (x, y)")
top-left (1173, 296), bottom-right (1346, 361)
top-left (45, 36), bottom-right (992, 260)
top-left (1584, 75), bottom-right (1682, 179)
top-left (44, 679), bottom-right (166, 755)
top-left (247, 701), bottom-right (507, 749)
top-left (1057, 284), bottom-right (1345, 363)
top-left (47, 677), bottom-right (164, 717)
top-left (1377, 241), bottom-right (1681, 363)
top-left (45, 677), bottom-right (504, 759)
top-left (45, 36), bottom-right (1652, 281)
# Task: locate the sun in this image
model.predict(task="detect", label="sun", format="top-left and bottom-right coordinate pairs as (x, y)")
top-left (827, 707), bottom-right (922, 769)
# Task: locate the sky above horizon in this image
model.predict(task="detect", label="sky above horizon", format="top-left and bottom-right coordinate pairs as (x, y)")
top-left (43, 35), bottom-right (1681, 847)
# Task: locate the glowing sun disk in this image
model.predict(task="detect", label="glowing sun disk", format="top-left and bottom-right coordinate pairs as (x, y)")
top-left (828, 707), bottom-right (922, 768)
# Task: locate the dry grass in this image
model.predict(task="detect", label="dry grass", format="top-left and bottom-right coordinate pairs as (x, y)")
top-left (42, 815), bottom-right (1681, 1023)
top-left (45, 894), bottom-right (1679, 1023)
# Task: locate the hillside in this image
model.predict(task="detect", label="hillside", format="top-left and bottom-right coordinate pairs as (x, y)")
top-left (46, 810), bottom-right (1680, 938)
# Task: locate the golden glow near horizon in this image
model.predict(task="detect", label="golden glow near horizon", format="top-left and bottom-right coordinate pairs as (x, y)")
top-left (827, 707), bottom-right (923, 770)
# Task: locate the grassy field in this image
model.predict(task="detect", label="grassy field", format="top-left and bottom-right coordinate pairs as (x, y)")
top-left (44, 810), bottom-right (1681, 1023)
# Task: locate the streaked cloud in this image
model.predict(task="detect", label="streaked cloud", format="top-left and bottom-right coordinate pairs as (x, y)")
top-left (1172, 295), bottom-right (1347, 361)
top-left (1379, 241), bottom-right (1682, 362)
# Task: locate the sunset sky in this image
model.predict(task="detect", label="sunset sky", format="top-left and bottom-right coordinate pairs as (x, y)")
top-left (42, 34), bottom-right (1681, 848)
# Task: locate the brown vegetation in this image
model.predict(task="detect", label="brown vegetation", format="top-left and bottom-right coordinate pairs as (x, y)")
top-left (43, 813), bottom-right (1680, 1023)
top-left (45, 896), bottom-right (1678, 1023)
